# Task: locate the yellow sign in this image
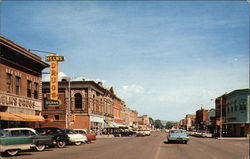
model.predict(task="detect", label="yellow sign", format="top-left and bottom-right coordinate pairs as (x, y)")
top-left (46, 55), bottom-right (64, 62)
top-left (46, 54), bottom-right (64, 100)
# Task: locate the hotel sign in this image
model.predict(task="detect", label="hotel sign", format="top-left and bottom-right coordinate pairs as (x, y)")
top-left (0, 93), bottom-right (42, 111)
top-left (45, 54), bottom-right (64, 100)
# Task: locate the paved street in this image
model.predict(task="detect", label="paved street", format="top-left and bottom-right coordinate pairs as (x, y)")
top-left (2, 132), bottom-right (249, 159)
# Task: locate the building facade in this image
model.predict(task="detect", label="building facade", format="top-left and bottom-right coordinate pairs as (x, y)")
top-left (185, 114), bottom-right (196, 130)
top-left (0, 36), bottom-right (49, 129)
top-left (215, 94), bottom-right (227, 135)
top-left (41, 80), bottom-right (114, 133)
top-left (225, 89), bottom-right (249, 137)
top-left (195, 107), bottom-right (208, 131)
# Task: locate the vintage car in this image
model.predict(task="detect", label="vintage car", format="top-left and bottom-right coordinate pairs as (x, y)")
top-left (144, 130), bottom-right (151, 136)
top-left (4, 128), bottom-right (53, 151)
top-left (0, 129), bottom-right (36, 156)
top-left (73, 129), bottom-right (96, 143)
top-left (166, 129), bottom-right (189, 144)
top-left (35, 127), bottom-right (69, 148)
top-left (136, 130), bottom-right (146, 137)
top-left (63, 129), bottom-right (87, 145)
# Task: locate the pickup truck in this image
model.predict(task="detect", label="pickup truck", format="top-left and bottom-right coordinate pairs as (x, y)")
top-left (4, 128), bottom-right (53, 151)
top-left (0, 129), bottom-right (36, 156)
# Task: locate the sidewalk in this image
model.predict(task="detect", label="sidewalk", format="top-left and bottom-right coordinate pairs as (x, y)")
top-left (96, 134), bottom-right (115, 139)
top-left (216, 137), bottom-right (249, 140)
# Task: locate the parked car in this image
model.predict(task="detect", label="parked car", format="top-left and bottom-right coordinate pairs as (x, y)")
top-left (35, 127), bottom-right (69, 148)
top-left (4, 128), bottom-right (53, 151)
top-left (63, 129), bottom-right (87, 145)
top-left (120, 130), bottom-right (135, 136)
top-left (136, 130), bottom-right (146, 137)
top-left (144, 130), bottom-right (151, 136)
top-left (0, 129), bottom-right (36, 156)
top-left (165, 129), bottom-right (189, 144)
top-left (73, 129), bottom-right (96, 143)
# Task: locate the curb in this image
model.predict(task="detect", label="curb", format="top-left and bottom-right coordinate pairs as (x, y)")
top-left (216, 137), bottom-right (249, 140)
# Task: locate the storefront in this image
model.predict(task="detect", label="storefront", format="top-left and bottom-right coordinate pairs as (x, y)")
top-left (90, 116), bottom-right (104, 134)
top-left (0, 35), bottom-right (48, 129)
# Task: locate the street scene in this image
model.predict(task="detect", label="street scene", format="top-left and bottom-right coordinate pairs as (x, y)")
top-left (0, 1), bottom-right (249, 159)
top-left (1, 132), bottom-right (248, 159)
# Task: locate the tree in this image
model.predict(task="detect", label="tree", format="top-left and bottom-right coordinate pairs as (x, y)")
top-left (165, 121), bottom-right (174, 129)
top-left (154, 119), bottom-right (163, 129)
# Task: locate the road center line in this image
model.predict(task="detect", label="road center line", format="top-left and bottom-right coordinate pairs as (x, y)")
top-left (154, 142), bottom-right (163, 159)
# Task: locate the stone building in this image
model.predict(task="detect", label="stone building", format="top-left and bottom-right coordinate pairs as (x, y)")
top-left (0, 36), bottom-right (49, 128)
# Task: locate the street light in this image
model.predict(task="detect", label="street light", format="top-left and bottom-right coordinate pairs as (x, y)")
top-left (220, 96), bottom-right (223, 138)
top-left (62, 76), bottom-right (71, 129)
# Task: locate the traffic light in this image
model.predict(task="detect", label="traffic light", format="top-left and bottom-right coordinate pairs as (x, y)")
top-left (71, 114), bottom-right (76, 121)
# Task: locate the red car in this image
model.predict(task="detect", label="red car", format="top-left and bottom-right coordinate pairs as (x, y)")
top-left (73, 129), bottom-right (96, 143)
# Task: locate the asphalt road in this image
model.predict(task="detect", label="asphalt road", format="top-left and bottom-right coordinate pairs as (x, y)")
top-left (2, 132), bottom-right (249, 159)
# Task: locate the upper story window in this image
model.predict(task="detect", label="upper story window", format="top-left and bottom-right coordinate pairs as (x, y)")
top-left (34, 82), bottom-right (38, 99)
top-left (75, 93), bottom-right (82, 109)
top-left (6, 73), bottom-right (12, 93)
top-left (27, 80), bottom-right (32, 97)
top-left (15, 76), bottom-right (20, 95)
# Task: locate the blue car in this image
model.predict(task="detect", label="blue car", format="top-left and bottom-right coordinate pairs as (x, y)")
top-left (165, 129), bottom-right (189, 144)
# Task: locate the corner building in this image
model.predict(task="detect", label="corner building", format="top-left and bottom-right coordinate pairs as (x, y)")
top-left (41, 80), bottom-right (114, 133)
top-left (0, 36), bottom-right (49, 128)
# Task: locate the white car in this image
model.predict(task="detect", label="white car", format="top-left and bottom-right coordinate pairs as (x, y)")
top-left (63, 129), bottom-right (87, 145)
top-left (144, 130), bottom-right (151, 136)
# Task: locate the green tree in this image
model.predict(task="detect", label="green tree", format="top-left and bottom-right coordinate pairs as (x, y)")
top-left (154, 119), bottom-right (163, 129)
top-left (165, 121), bottom-right (174, 129)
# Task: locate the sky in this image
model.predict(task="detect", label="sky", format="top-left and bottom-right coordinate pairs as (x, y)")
top-left (1, 1), bottom-right (249, 121)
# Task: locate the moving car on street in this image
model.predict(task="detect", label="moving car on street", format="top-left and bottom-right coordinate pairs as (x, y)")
top-left (63, 129), bottom-right (87, 145)
top-left (4, 128), bottom-right (53, 152)
top-left (35, 127), bottom-right (69, 148)
top-left (165, 129), bottom-right (189, 144)
top-left (0, 129), bottom-right (36, 156)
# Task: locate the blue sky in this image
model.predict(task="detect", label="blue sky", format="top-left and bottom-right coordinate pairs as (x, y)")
top-left (1, 1), bottom-right (249, 121)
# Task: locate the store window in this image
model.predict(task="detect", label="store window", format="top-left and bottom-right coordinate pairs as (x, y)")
top-left (54, 115), bottom-right (59, 120)
top-left (75, 93), bottom-right (82, 109)
top-left (6, 73), bottom-right (12, 93)
top-left (15, 76), bottom-right (20, 95)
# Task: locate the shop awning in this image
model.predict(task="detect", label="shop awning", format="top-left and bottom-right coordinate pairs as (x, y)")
top-left (0, 112), bottom-right (44, 122)
top-left (14, 113), bottom-right (45, 122)
top-left (0, 112), bottom-right (23, 121)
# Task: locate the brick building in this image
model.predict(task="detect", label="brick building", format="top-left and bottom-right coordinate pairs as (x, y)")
top-left (41, 80), bottom-right (114, 133)
top-left (0, 36), bottom-right (49, 129)
top-left (195, 107), bottom-right (208, 131)
top-left (185, 114), bottom-right (196, 130)
top-left (215, 94), bottom-right (227, 135)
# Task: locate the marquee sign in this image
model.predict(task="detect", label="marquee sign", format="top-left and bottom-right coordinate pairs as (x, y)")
top-left (45, 54), bottom-right (64, 101)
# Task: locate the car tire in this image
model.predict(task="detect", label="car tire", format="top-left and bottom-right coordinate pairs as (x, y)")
top-left (57, 141), bottom-right (66, 148)
top-left (6, 149), bottom-right (19, 156)
top-left (36, 144), bottom-right (46, 151)
top-left (75, 141), bottom-right (82, 146)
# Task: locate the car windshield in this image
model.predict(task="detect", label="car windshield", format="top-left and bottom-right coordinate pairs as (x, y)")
top-left (65, 129), bottom-right (77, 134)
top-left (170, 130), bottom-right (186, 134)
